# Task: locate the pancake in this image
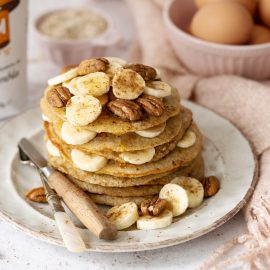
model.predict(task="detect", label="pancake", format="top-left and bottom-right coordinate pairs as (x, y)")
top-left (40, 88), bottom-right (180, 135)
top-left (68, 157), bottom-right (204, 197)
top-left (44, 112), bottom-right (192, 163)
top-left (49, 153), bottom-right (203, 187)
top-left (89, 193), bottom-right (149, 207)
top-left (46, 107), bottom-right (192, 153)
top-left (49, 153), bottom-right (204, 187)
top-left (73, 178), bottom-right (162, 197)
top-left (49, 154), bottom-right (175, 186)
top-left (47, 122), bottom-right (203, 178)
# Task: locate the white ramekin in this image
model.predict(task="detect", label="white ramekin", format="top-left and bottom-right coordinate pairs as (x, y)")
top-left (163, 0), bottom-right (270, 80)
top-left (33, 7), bottom-right (121, 67)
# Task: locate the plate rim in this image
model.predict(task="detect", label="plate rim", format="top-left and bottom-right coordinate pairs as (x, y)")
top-left (0, 102), bottom-right (259, 252)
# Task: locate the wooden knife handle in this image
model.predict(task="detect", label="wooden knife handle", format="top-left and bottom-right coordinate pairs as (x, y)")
top-left (48, 171), bottom-right (117, 240)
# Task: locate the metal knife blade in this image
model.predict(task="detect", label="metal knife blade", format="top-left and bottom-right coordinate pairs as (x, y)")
top-left (18, 138), bottom-right (53, 177)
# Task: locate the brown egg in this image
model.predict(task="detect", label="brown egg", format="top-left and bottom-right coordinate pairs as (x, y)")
top-left (195, 0), bottom-right (257, 15)
top-left (249, 24), bottom-right (270, 44)
top-left (258, 0), bottom-right (270, 27)
top-left (191, 2), bottom-right (253, 44)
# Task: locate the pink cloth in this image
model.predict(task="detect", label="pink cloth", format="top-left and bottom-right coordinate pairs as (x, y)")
top-left (126, 0), bottom-right (270, 268)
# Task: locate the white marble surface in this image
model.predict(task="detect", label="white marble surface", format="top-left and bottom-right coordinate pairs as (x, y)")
top-left (0, 0), bottom-right (248, 269)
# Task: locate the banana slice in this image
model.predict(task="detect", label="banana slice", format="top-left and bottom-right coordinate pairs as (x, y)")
top-left (106, 202), bottom-right (139, 230)
top-left (63, 78), bottom-right (108, 106)
top-left (66, 95), bottom-right (102, 126)
top-left (48, 68), bottom-right (78, 86)
top-left (71, 149), bottom-right (107, 172)
top-left (46, 140), bottom-right (60, 157)
top-left (177, 131), bottom-right (196, 148)
top-left (137, 209), bottom-right (173, 230)
top-left (105, 57), bottom-right (127, 83)
top-left (171, 177), bottom-right (204, 208)
top-left (112, 69), bottom-right (145, 100)
top-left (155, 68), bottom-right (161, 79)
top-left (61, 122), bottom-right (97, 145)
top-left (77, 72), bottom-right (110, 97)
top-left (106, 61), bottom-right (124, 80)
top-left (135, 123), bottom-right (166, 138)
top-left (144, 81), bottom-right (172, 98)
top-left (119, 148), bottom-right (155, 165)
top-left (159, 183), bottom-right (188, 217)
top-left (63, 77), bottom-right (81, 95)
top-left (42, 114), bottom-right (51, 123)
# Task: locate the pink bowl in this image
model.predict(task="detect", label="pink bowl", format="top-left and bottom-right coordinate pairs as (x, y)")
top-left (164, 0), bottom-right (270, 80)
top-left (34, 7), bottom-right (121, 67)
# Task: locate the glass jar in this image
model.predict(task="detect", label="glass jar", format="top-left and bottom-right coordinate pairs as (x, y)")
top-left (0, 0), bottom-right (27, 120)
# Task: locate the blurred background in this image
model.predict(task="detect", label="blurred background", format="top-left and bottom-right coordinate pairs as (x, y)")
top-left (2, 0), bottom-right (270, 119)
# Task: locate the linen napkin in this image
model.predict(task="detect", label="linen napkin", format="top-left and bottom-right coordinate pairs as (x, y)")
top-left (126, 0), bottom-right (270, 269)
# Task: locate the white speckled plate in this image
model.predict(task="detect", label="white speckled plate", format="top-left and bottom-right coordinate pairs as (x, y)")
top-left (0, 101), bottom-right (257, 252)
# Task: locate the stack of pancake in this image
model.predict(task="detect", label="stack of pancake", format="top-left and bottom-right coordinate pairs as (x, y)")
top-left (40, 57), bottom-right (204, 206)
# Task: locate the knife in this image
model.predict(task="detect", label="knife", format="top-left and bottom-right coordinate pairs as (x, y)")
top-left (18, 138), bottom-right (117, 241)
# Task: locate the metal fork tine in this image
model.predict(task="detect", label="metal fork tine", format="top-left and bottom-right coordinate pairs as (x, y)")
top-left (18, 146), bottom-right (36, 167)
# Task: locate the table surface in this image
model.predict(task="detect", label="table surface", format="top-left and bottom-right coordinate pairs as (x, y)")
top-left (0, 0), bottom-right (248, 269)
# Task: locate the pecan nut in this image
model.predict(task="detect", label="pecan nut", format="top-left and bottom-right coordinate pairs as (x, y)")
top-left (137, 94), bottom-right (165, 116)
top-left (107, 99), bottom-right (142, 121)
top-left (46, 86), bottom-right (72, 108)
top-left (201, 176), bottom-right (220, 198)
top-left (124, 64), bottom-right (157, 81)
top-left (26, 187), bottom-right (47, 203)
top-left (140, 197), bottom-right (168, 216)
top-left (77, 58), bottom-right (109, 75)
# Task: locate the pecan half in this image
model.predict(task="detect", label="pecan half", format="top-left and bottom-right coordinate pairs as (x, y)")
top-left (107, 99), bottom-right (142, 121)
top-left (141, 197), bottom-right (168, 216)
top-left (124, 64), bottom-right (157, 81)
top-left (77, 58), bottom-right (109, 75)
top-left (137, 94), bottom-right (164, 116)
top-left (26, 187), bottom-right (47, 203)
top-left (46, 86), bottom-right (72, 108)
top-left (201, 176), bottom-right (220, 198)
